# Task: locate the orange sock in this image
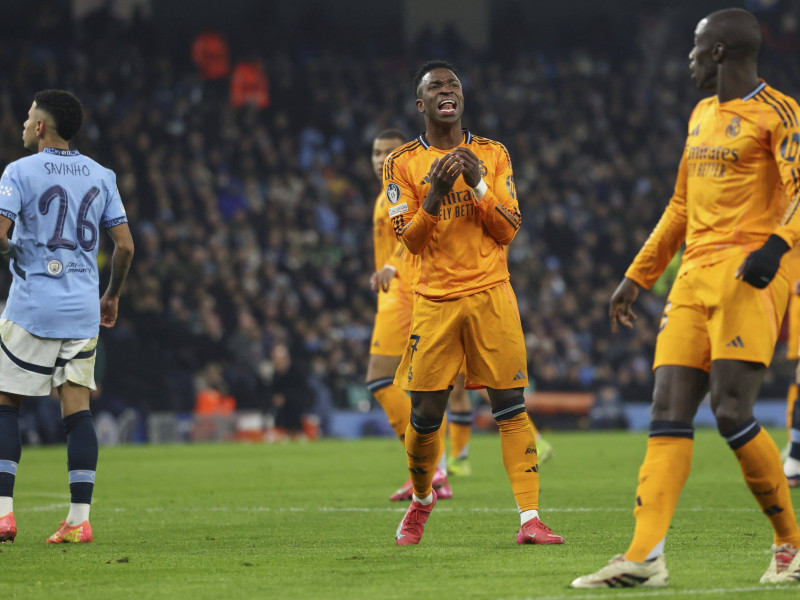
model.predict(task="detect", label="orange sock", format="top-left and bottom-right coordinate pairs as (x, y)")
top-left (370, 381), bottom-right (411, 443)
top-left (448, 411), bottom-right (472, 459)
top-left (626, 422), bottom-right (694, 562)
top-left (726, 420), bottom-right (800, 548)
top-left (496, 410), bottom-right (539, 511)
top-left (787, 383), bottom-right (798, 444)
top-left (529, 417), bottom-right (539, 439)
top-left (405, 414), bottom-right (443, 498)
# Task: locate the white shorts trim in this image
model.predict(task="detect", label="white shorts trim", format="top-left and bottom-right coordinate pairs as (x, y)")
top-left (0, 319), bottom-right (97, 396)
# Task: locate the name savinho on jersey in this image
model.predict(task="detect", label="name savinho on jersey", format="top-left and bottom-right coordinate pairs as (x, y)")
top-left (44, 162), bottom-right (91, 176)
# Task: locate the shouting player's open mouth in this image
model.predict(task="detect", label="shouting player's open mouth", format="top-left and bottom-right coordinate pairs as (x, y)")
top-left (437, 99), bottom-right (457, 115)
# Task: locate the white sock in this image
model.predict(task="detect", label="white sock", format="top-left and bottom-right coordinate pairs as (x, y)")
top-left (437, 454), bottom-right (447, 473)
top-left (520, 509), bottom-right (539, 525)
top-left (66, 503), bottom-right (90, 526)
top-left (644, 537), bottom-right (665, 561)
top-left (412, 492), bottom-right (434, 506)
top-left (0, 496), bottom-right (12, 516)
top-left (785, 456), bottom-right (800, 477)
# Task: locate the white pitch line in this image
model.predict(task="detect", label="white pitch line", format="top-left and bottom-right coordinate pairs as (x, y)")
top-left (15, 492), bottom-right (70, 499)
top-left (18, 505), bottom-right (777, 514)
top-left (526, 585), bottom-right (796, 600)
top-left (23, 503), bottom-right (69, 512)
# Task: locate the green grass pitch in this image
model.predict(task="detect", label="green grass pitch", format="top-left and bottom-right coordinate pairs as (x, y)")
top-left (3, 428), bottom-right (800, 599)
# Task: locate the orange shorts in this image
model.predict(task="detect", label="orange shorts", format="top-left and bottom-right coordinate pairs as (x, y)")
top-left (369, 275), bottom-right (413, 357)
top-left (395, 282), bottom-right (529, 391)
top-left (787, 292), bottom-right (800, 360)
top-left (654, 254), bottom-right (790, 371)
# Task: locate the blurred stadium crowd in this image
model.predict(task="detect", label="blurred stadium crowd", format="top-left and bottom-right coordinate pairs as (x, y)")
top-left (0, 2), bottom-right (798, 437)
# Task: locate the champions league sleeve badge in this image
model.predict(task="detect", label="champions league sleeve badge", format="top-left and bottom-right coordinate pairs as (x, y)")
top-left (386, 183), bottom-right (401, 204)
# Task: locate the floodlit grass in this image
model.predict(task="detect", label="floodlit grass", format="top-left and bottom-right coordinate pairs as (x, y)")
top-left (3, 429), bottom-right (799, 599)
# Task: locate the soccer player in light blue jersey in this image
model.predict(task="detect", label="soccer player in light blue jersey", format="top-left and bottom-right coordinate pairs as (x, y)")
top-left (0, 90), bottom-right (134, 544)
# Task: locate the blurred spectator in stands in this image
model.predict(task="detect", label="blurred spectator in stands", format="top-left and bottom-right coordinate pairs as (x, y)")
top-left (268, 343), bottom-right (312, 436)
top-left (191, 28), bottom-right (231, 103)
top-left (194, 362), bottom-right (236, 417)
top-left (192, 29), bottom-right (231, 81)
top-left (230, 56), bottom-right (270, 110)
top-left (589, 383), bottom-right (629, 430)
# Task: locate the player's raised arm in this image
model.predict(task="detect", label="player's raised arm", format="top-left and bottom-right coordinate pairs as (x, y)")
top-left (453, 146), bottom-right (520, 245)
top-left (100, 222), bottom-right (134, 328)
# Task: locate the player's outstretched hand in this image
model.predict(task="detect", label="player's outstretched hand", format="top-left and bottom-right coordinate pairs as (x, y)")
top-left (370, 266), bottom-right (396, 292)
top-left (100, 295), bottom-right (119, 328)
top-left (609, 277), bottom-right (639, 334)
top-left (451, 147), bottom-right (482, 187)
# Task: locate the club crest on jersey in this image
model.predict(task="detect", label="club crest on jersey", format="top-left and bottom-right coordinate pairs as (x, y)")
top-left (46, 259), bottom-right (63, 277)
top-left (726, 117), bottom-right (741, 138)
top-left (386, 183), bottom-right (401, 205)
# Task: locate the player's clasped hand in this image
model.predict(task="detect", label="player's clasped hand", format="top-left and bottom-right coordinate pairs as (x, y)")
top-left (428, 152), bottom-right (464, 197)
top-left (450, 147), bottom-right (482, 187)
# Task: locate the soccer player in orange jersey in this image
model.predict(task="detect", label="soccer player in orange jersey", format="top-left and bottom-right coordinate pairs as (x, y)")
top-left (572, 9), bottom-right (800, 588)
top-left (367, 129), bottom-right (453, 501)
top-left (387, 61), bottom-right (563, 546)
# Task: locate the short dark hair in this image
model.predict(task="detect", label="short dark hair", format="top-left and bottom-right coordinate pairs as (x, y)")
top-left (413, 61), bottom-right (459, 97)
top-left (34, 89), bottom-right (83, 141)
top-left (375, 128), bottom-right (406, 143)
top-left (706, 8), bottom-right (761, 62)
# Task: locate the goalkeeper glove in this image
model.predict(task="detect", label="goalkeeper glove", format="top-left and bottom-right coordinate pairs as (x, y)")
top-left (740, 234), bottom-right (790, 289)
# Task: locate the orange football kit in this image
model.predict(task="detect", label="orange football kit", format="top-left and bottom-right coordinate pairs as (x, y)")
top-left (370, 189), bottom-right (414, 357)
top-left (786, 246), bottom-right (800, 361)
top-left (625, 82), bottom-right (800, 371)
top-left (385, 130), bottom-right (528, 391)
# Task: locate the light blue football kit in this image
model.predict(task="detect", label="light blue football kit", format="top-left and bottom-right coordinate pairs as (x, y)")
top-left (0, 147), bottom-right (127, 339)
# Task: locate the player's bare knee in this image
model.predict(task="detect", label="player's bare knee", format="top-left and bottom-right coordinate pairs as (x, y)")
top-left (710, 384), bottom-right (756, 435)
top-left (712, 402), bottom-right (753, 437)
top-left (365, 354), bottom-right (401, 383)
top-left (649, 389), bottom-right (696, 423)
top-left (410, 390), bottom-right (448, 421)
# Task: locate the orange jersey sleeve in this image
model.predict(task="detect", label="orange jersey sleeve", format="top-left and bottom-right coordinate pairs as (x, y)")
top-left (626, 82), bottom-right (800, 288)
top-left (372, 189), bottom-right (407, 273)
top-left (625, 150), bottom-right (688, 289)
top-left (384, 131), bottom-right (519, 300)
